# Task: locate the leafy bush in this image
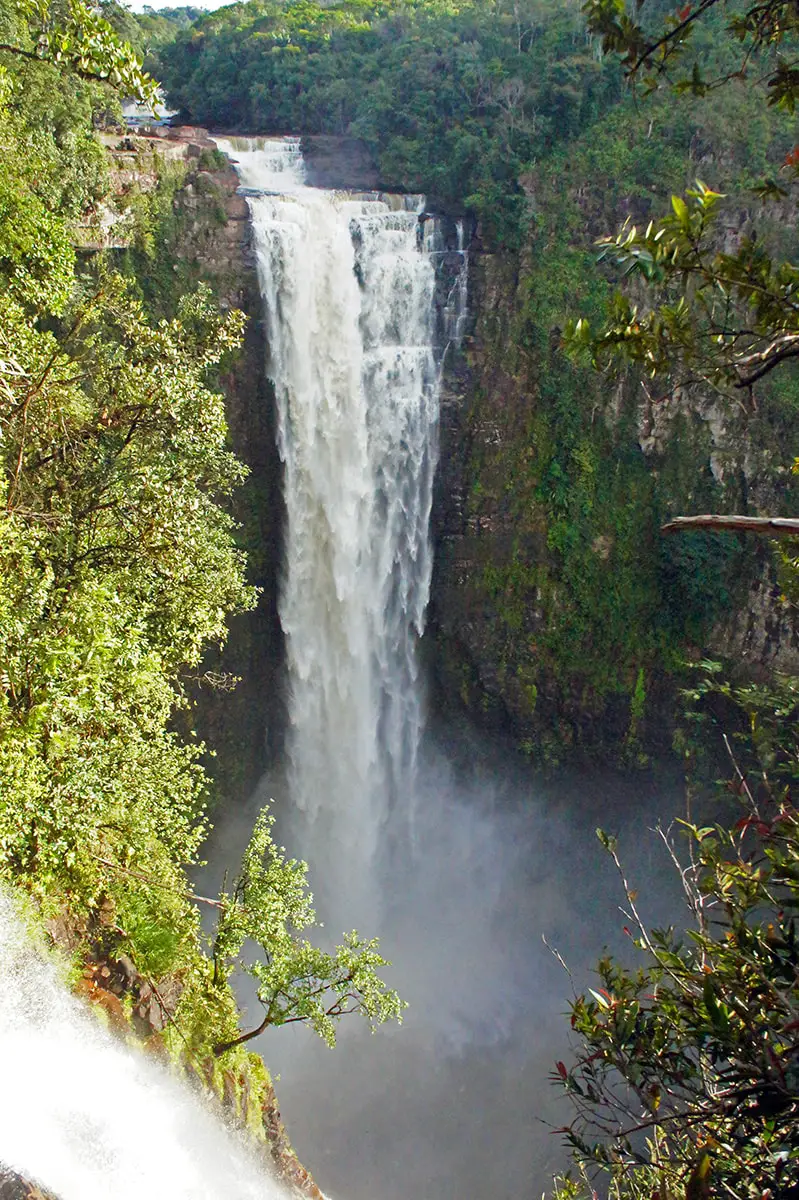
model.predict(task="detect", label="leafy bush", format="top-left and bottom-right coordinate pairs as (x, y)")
top-left (554, 674), bottom-right (799, 1200)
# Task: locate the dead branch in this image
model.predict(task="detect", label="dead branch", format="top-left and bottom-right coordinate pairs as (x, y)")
top-left (661, 514), bottom-right (799, 537)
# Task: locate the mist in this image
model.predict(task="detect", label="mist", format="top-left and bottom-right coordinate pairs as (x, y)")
top-left (194, 137), bottom-right (692, 1200)
top-left (198, 722), bottom-right (687, 1200)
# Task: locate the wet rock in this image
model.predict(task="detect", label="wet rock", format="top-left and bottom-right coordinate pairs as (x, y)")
top-left (261, 1083), bottom-right (324, 1200)
top-left (132, 981), bottom-right (166, 1035)
top-left (0, 1170), bottom-right (52, 1200)
top-left (222, 1069), bottom-right (238, 1111)
top-left (75, 974), bottom-right (129, 1034)
top-left (301, 135), bottom-right (381, 190)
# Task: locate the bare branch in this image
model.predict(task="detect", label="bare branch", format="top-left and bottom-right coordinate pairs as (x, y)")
top-left (661, 514), bottom-right (799, 537)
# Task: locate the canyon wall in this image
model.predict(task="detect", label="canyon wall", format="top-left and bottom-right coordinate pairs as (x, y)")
top-left (431, 197), bottom-right (799, 764)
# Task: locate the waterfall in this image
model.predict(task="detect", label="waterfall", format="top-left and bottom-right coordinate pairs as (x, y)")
top-left (0, 892), bottom-right (286, 1200)
top-left (217, 137), bottom-right (465, 919)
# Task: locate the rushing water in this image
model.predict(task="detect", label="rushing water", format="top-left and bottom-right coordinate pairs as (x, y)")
top-left (216, 137), bottom-right (464, 924)
top-left (0, 893), bottom-right (286, 1200)
top-left (205, 136), bottom-right (678, 1200)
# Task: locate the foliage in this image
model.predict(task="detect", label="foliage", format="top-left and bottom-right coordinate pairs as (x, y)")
top-left (210, 808), bottom-right (406, 1054)
top-left (0, 17), bottom-right (255, 1025)
top-left (0, 0), bottom-right (157, 103)
top-left (0, 270), bottom-right (254, 890)
top-left (567, 176), bottom-right (799, 399)
top-left (570, 0), bottom-right (799, 402)
top-left (553, 673), bottom-right (799, 1200)
top-left (100, 0), bottom-right (204, 65)
top-left (155, 0), bottom-right (622, 244)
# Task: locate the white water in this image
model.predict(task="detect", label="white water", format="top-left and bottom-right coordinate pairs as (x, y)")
top-left (194, 138), bottom-right (684, 1200)
top-left (0, 893), bottom-right (286, 1200)
top-left (217, 137), bottom-right (464, 921)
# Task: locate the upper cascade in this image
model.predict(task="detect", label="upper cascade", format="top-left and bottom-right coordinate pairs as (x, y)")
top-left (216, 136), bottom-right (466, 922)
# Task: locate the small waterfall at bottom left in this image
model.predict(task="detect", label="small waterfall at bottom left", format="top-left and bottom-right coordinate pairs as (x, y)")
top-left (0, 893), bottom-right (287, 1200)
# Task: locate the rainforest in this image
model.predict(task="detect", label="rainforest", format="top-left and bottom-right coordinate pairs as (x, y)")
top-left (0, 0), bottom-right (798, 1197)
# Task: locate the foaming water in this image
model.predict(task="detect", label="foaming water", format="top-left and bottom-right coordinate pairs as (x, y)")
top-left (216, 136), bottom-right (452, 925)
top-left (0, 892), bottom-right (287, 1200)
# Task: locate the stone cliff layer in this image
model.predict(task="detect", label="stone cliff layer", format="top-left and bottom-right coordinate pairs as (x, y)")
top-left (430, 205), bottom-right (799, 764)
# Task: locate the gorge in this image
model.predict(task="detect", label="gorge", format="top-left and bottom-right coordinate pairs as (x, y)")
top-left (194, 135), bottom-right (684, 1200)
top-left (1, 1), bottom-right (798, 1197)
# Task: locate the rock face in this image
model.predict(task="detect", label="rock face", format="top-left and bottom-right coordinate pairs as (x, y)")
top-left (300, 135), bottom-right (382, 190)
top-left (133, 126), bottom-right (287, 802)
top-left (429, 217), bottom-right (799, 762)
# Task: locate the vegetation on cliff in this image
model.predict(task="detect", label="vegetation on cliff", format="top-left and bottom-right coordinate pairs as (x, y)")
top-left (0, 0), bottom-right (401, 1115)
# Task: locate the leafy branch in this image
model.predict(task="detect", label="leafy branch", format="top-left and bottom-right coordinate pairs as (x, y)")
top-left (553, 673), bottom-right (799, 1200)
top-left (210, 806), bottom-right (406, 1055)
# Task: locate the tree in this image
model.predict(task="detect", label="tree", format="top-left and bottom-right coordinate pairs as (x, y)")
top-left (0, 272), bottom-right (255, 887)
top-left (568, 0), bottom-right (799, 400)
top-left (0, 18), bottom-right (255, 916)
top-left (210, 807), bottom-right (405, 1055)
top-left (553, 673), bottom-right (799, 1200)
top-left (0, 0), bottom-right (157, 104)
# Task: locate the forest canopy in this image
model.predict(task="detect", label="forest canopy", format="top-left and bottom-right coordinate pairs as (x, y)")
top-left (155, 0), bottom-right (623, 238)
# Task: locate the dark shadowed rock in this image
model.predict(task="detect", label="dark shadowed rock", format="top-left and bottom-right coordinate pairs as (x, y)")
top-left (300, 136), bottom-right (381, 190)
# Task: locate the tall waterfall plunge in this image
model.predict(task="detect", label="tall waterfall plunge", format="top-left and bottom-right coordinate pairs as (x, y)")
top-left (218, 138), bottom-right (465, 921)
top-left (199, 140), bottom-right (683, 1200)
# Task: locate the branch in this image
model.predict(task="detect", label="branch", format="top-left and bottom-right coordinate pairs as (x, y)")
top-left (213, 1009), bottom-right (273, 1057)
top-left (0, 42), bottom-right (43, 63)
top-left (734, 335), bottom-right (799, 388)
top-left (722, 733), bottom-right (758, 809)
top-left (0, 40), bottom-right (129, 87)
top-left (661, 514), bottom-right (799, 537)
top-left (629, 0), bottom-right (722, 75)
top-left (92, 854), bottom-right (225, 910)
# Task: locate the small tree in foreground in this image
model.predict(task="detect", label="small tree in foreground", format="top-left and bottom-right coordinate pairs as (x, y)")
top-left (553, 673), bottom-right (799, 1200)
top-left (210, 807), bottom-right (405, 1056)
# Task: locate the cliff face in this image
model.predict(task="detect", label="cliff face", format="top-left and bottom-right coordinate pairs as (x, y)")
top-left (177, 141), bottom-right (287, 806)
top-left (430, 212), bottom-right (799, 763)
top-left (124, 126), bottom-right (287, 805)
